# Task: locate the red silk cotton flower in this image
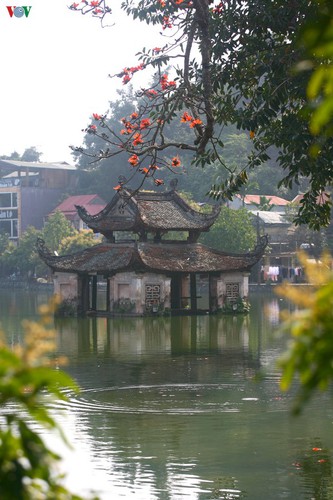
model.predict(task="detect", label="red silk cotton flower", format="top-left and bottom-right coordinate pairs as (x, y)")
top-left (171, 156), bottom-right (181, 167)
top-left (181, 112), bottom-right (193, 122)
top-left (160, 74), bottom-right (176, 90)
top-left (132, 133), bottom-right (143, 146)
top-left (128, 154), bottom-right (139, 167)
top-left (140, 118), bottom-right (151, 129)
top-left (190, 118), bottom-right (203, 128)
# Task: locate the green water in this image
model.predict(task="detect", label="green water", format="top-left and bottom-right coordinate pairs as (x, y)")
top-left (1, 289), bottom-right (333, 499)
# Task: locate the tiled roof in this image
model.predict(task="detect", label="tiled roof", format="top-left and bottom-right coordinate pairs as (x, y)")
top-left (76, 189), bottom-right (220, 234)
top-left (292, 192), bottom-right (330, 205)
top-left (37, 238), bottom-right (266, 274)
top-left (236, 194), bottom-right (289, 206)
top-left (51, 195), bottom-right (106, 217)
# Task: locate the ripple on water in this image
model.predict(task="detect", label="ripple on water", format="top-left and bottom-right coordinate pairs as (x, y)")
top-left (50, 383), bottom-right (258, 416)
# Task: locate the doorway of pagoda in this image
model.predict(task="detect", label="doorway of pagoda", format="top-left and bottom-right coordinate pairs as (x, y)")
top-left (170, 274), bottom-right (182, 310)
top-left (170, 273), bottom-right (199, 314)
top-left (78, 274), bottom-right (110, 315)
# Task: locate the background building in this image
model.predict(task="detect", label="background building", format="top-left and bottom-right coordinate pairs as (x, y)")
top-left (49, 194), bottom-right (106, 231)
top-left (0, 159), bottom-right (78, 242)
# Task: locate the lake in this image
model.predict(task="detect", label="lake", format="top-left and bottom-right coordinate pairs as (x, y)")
top-left (1, 288), bottom-right (333, 499)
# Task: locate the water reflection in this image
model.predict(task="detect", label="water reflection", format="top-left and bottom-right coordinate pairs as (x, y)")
top-left (1, 290), bottom-right (333, 499)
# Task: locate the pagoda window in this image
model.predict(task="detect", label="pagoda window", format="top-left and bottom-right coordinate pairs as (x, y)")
top-left (225, 282), bottom-right (240, 304)
top-left (145, 284), bottom-right (160, 311)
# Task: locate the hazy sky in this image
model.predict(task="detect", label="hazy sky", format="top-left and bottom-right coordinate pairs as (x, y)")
top-left (0, 1), bottom-right (161, 162)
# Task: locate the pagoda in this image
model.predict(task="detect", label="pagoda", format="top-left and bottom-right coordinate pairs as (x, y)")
top-left (37, 183), bottom-right (266, 316)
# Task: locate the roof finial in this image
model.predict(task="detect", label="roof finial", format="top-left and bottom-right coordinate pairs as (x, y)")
top-left (170, 178), bottom-right (178, 191)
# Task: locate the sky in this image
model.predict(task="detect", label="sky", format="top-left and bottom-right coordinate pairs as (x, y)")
top-left (0, 0), bottom-right (161, 163)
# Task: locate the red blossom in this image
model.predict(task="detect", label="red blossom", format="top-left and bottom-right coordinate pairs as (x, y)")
top-left (154, 179), bottom-right (164, 186)
top-left (162, 16), bottom-right (172, 29)
top-left (140, 118), bottom-right (151, 129)
top-left (190, 118), bottom-right (203, 128)
top-left (153, 47), bottom-right (161, 53)
top-left (149, 164), bottom-right (159, 171)
top-left (128, 154), bottom-right (139, 166)
top-left (90, 0), bottom-right (99, 6)
top-left (145, 89), bottom-right (158, 99)
top-left (171, 156), bottom-right (181, 167)
top-left (93, 113), bottom-right (102, 120)
top-left (130, 63), bottom-right (144, 73)
top-left (131, 112), bottom-right (139, 120)
top-left (212, 2), bottom-right (224, 14)
top-left (122, 74), bottom-right (131, 85)
top-left (140, 167), bottom-right (150, 175)
top-left (158, 0), bottom-right (166, 7)
top-left (160, 74), bottom-right (176, 90)
top-left (180, 112), bottom-right (193, 122)
top-left (88, 124), bottom-right (97, 131)
top-left (113, 184), bottom-right (122, 191)
top-left (132, 133), bottom-right (143, 146)
top-left (70, 2), bottom-right (79, 8)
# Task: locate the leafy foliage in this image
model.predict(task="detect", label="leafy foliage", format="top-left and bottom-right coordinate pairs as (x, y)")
top-left (251, 196), bottom-right (275, 212)
top-left (59, 230), bottom-right (102, 255)
top-left (43, 211), bottom-right (76, 254)
top-left (0, 147), bottom-right (42, 162)
top-left (300, 0), bottom-right (333, 136)
top-left (199, 206), bottom-right (256, 253)
top-left (1, 226), bottom-right (44, 278)
top-left (277, 252), bottom-right (333, 414)
top-left (0, 296), bottom-right (96, 499)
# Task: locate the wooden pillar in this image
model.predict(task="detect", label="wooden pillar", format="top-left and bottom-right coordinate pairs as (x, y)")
top-left (91, 275), bottom-right (97, 311)
top-left (106, 278), bottom-right (111, 312)
top-left (209, 275), bottom-right (218, 313)
top-left (79, 275), bottom-right (90, 315)
top-left (190, 273), bottom-right (197, 312)
top-left (171, 274), bottom-right (181, 309)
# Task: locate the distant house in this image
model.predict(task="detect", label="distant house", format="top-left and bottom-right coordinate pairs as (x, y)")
top-left (251, 210), bottom-right (296, 254)
top-left (49, 194), bottom-right (106, 231)
top-left (292, 192), bottom-right (330, 206)
top-left (229, 194), bottom-right (289, 213)
top-left (0, 160), bottom-right (78, 242)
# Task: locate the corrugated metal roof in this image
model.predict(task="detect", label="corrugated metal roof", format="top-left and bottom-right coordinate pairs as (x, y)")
top-left (0, 159), bottom-right (77, 171)
top-left (250, 211), bottom-right (289, 225)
